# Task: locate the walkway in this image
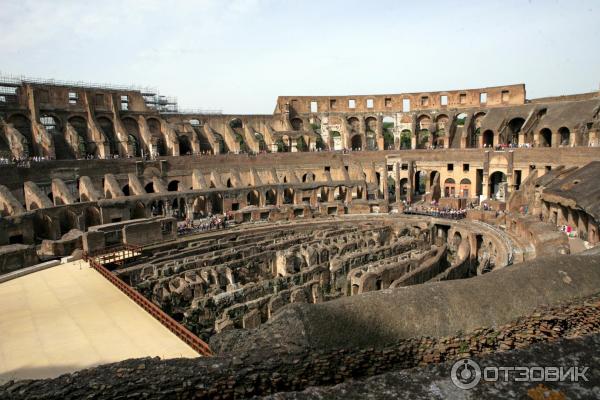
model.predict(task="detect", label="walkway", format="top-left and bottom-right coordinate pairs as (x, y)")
top-left (0, 260), bottom-right (198, 384)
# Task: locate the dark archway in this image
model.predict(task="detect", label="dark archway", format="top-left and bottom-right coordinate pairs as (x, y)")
top-left (483, 130), bottom-right (494, 147)
top-left (8, 114), bottom-right (35, 156)
top-left (559, 127), bottom-right (570, 146)
top-left (247, 190), bottom-right (260, 207)
top-left (505, 117), bottom-right (525, 145)
top-left (144, 182), bottom-right (155, 193)
top-left (489, 171), bottom-right (507, 200)
top-left (283, 188), bottom-right (294, 204)
top-left (350, 135), bottom-right (362, 151)
top-left (265, 189), bottom-right (277, 205)
top-left (540, 128), bottom-right (552, 147)
top-left (178, 135), bottom-right (192, 155)
top-left (168, 180), bottom-right (180, 192)
top-left (97, 117), bottom-right (119, 156)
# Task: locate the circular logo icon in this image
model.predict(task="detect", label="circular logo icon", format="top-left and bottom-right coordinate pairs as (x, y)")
top-left (451, 359), bottom-right (482, 390)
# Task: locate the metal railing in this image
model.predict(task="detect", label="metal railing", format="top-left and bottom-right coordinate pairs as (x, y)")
top-left (83, 253), bottom-right (213, 357)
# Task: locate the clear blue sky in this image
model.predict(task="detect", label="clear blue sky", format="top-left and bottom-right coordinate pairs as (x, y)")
top-left (1, 0), bottom-right (598, 113)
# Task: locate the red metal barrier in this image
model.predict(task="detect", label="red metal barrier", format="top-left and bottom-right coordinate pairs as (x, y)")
top-left (84, 254), bottom-right (213, 357)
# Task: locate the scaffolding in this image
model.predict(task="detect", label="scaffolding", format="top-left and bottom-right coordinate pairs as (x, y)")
top-left (0, 72), bottom-right (224, 115)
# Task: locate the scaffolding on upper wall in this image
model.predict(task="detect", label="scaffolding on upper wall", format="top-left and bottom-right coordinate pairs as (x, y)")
top-left (0, 72), bottom-right (224, 115)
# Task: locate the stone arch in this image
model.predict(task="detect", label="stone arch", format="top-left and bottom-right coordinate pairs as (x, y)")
top-left (144, 182), bottom-right (155, 193)
top-left (460, 178), bottom-right (471, 198)
top-left (247, 190), bottom-right (260, 207)
top-left (283, 188), bottom-right (294, 204)
top-left (59, 209), bottom-right (79, 235)
top-left (350, 134), bottom-right (362, 151)
top-left (68, 116), bottom-right (92, 156)
top-left (559, 127), bottom-right (570, 146)
top-left (302, 172), bottom-right (315, 182)
top-left (7, 114), bottom-right (35, 156)
top-left (539, 128), bottom-right (552, 147)
top-left (265, 189), bottom-right (277, 205)
top-left (122, 184), bottom-right (130, 196)
top-left (147, 117), bottom-right (167, 156)
top-left (131, 202), bottom-right (146, 219)
top-left (229, 118), bottom-right (243, 129)
top-left (444, 178), bottom-right (456, 197)
top-left (122, 117), bottom-right (143, 157)
top-left (505, 117), bottom-right (525, 145)
top-left (483, 130), bottom-right (494, 147)
top-left (97, 116), bottom-right (119, 155)
top-left (210, 193), bottom-right (223, 214)
top-left (168, 180), bottom-right (180, 192)
top-left (382, 116), bottom-right (395, 150)
top-left (489, 171), bottom-right (507, 200)
top-left (178, 135), bottom-right (193, 155)
top-left (399, 178), bottom-right (408, 198)
top-left (334, 186), bottom-right (347, 201)
top-left (400, 129), bottom-right (411, 149)
top-left (85, 206), bottom-right (101, 228)
top-left (290, 118), bottom-right (303, 131)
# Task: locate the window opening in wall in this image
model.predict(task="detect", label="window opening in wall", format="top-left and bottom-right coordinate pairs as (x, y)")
top-left (344, 165), bottom-right (349, 171)
top-left (348, 99), bottom-right (356, 108)
top-left (385, 98), bottom-right (392, 107)
top-left (447, 163), bottom-right (454, 171)
top-left (480, 92), bottom-right (487, 103)
top-left (324, 166), bottom-right (330, 172)
top-left (515, 170), bottom-right (522, 190)
top-left (421, 96), bottom-right (429, 106)
top-left (330, 99), bottom-right (337, 109)
top-left (502, 90), bottom-right (510, 102)
top-left (310, 101), bottom-right (318, 113)
top-left (546, 165), bottom-right (552, 172)
top-left (121, 95), bottom-right (129, 111)
top-left (68, 92), bottom-right (78, 105)
top-left (402, 99), bottom-right (410, 112)
top-left (440, 95), bottom-right (448, 106)
top-left (401, 163), bottom-right (408, 170)
top-left (387, 165), bottom-right (393, 171)
top-left (459, 93), bottom-right (467, 104)
top-left (463, 163), bottom-right (469, 172)
top-left (366, 98), bottom-right (374, 108)
top-left (530, 165), bottom-right (536, 170)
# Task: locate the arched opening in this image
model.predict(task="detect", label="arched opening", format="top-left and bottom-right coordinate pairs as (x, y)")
top-left (290, 118), bottom-right (303, 131)
top-left (131, 202), bottom-right (146, 219)
top-left (229, 118), bottom-right (243, 129)
top-left (302, 172), bottom-right (315, 182)
top-left (68, 116), bottom-right (91, 157)
top-left (489, 171), bottom-right (508, 200)
top-left (226, 178), bottom-right (233, 188)
top-left (7, 114), bottom-right (35, 157)
top-left (505, 117), bottom-right (525, 145)
top-left (350, 135), bottom-right (362, 151)
top-left (483, 130), bottom-right (494, 147)
top-left (444, 178), bottom-right (456, 197)
top-left (59, 209), bottom-right (79, 236)
top-left (275, 138), bottom-right (289, 153)
top-left (255, 132), bottom-right (267, 152)
top-left (210, 193), bottom-right (223, 214)
top-left (318, 187), bottom-right (329, 202)
top-left (559, 127), bottom-right (570, 146)
top-left (85, 207), bottom-right (101, 228)
top-left (123, 118), bottom-right (143, 157)
top-left (334, 186), bottom-right (347, 201)
top-left (296, 135), bottom-right (308, 152)
top-left (178, 135), bottom-right (192, 155)
top-left (168, 180), bottom-right (180, 192)
top-left (460, 178), bottom-right (471, 198)
top-left (97, 117), bottom-right (119, 156)
top-left (41, 114), bottom-right (68, 159)
top-left (415, 171), bottom-right (426, 195)
top-left (122, 184), bottom-right (130, 196)
top-left (435, 114), bottom-right (449, 147)
top-left (193, 197), bottom-right (206, 217)
top-left (540, 128), bottom-right (552, 147)
top-left (417, 129), bottom-right (430, 149)
top-left (144, 182), bottom-right (155, 193)
top-left (400, 129), bottom-right (411, 149)
top-left (382, 116), bottom-right (395, 150)
top-left (387, 176), bottom-right (396, 202)
top-left (213, 133), bottom-right (227, 153)
top-left (283, 188), bottom-right (294, 204)
top-left (330, 131), bottom-right (342, 151)
top-left (247, 190), bottom-right (260, 207)
top-left (147, 118), bottom-right (166, 156)
top-left (265, 189), bottom-right (277, 205)
top-left (399, 178), bottom-right (408, 198)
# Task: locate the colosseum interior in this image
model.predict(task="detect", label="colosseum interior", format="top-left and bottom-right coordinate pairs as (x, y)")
top-left (1, 76), bottom-right (600, 398)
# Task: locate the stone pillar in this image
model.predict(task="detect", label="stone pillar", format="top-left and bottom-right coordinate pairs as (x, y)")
top-left (395, 161), bottom-right (401, 203)
top-left (482, 174), bottom-right (490, 200)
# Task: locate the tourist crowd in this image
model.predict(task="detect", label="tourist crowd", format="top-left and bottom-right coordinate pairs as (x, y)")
top-left (176, 213), bottom-right (234, 235)
top-left (403, 205), bottom-right (468, 220)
